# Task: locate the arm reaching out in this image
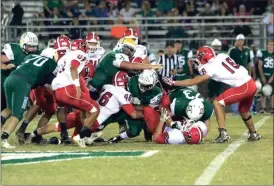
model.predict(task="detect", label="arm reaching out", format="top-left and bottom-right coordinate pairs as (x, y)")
top-left (162, 75), bottom-right (210, 87)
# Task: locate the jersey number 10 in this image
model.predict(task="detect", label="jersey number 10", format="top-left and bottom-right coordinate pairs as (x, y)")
top-left (222, 57), bottom-right (240, 74)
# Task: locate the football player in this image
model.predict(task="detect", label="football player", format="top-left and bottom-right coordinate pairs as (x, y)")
top-left (1, 32), bottom-right (40, 120)
top-left (162, 46), bottom-right (262, 143)
top-left (113, 28), bottom-right (151, 64)
top-left (85, 32), bottom-right (105, 67)
top-left (52, 39), bottom-right (99, 145)
top-left (153, 108), bottom-right (207, 144)
top-left (257, 39), bottom-right (274, 114)
top-left (15, 35), bottom-right (71, 144)
top-left (1, 47), bottom-right (59, 148)
top-left (89, 38), bottom-right (162, 92)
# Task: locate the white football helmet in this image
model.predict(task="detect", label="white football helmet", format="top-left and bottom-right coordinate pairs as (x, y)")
top-left (211, 39), bottom-right (222, 54)
top-left (186, 99), bottom-right (204, 121)
top-left (20, 32), bottom-right (39, 53)
top-left (40, 48), bottom-right (57, 61)
top-left (255, 80), bottom-right (262, 94)
top-left (262, 84), bottom-right (273, 96)
top-left (138, 69), bottom-right (158, 92)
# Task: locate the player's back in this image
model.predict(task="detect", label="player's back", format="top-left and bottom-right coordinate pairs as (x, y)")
top-left (11, 54), bottom-right (57, 86)
top-left (200, 53), bottom-right (251, 87)
top-left (96, 84), bottom-right (132, 124)
top-left (87, 46), bottom-right (105, 67)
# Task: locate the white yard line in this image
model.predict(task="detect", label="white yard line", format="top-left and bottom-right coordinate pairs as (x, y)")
top-left (194, 116), bottom-right (270, 185)
top-left (140, 150), bottom-right (159, 157)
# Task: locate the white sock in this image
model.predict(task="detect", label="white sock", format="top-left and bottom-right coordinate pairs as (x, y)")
top-left (119, 131), bottom-right (129, 139)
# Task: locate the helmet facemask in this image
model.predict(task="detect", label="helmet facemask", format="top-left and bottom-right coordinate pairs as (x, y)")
top-left (121, 44), bottom-right (135, 58)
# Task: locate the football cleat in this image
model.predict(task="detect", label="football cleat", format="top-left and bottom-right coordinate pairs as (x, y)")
top-left (16, 130), bottom-right (26, 145)
top-left (143, 126), bottom-right (152, 142)
top-left (73, 135), bottom-right (86, 148)
top-left (1, 139), bottom-right (15, 149)
top-left (108, 136), bottom-right (123, 144)
top-left (270, 109), bottom-right (274, 114)
top-left (212, 129), bottom-right (231, 143)
top-left (84, 131), bottom-right (103, 145)
top-left (248, 132), bottom-right (262, 141)
top-left (259, 109), bottom-right (266, 114)
top-left (60, 130), bottom-right (70, 144)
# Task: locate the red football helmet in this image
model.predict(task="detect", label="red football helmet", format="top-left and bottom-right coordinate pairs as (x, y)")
top-left (85, 32), bottom-right (100, 52)
top-left (183, 126), bottom-right (203, 144)
top-left (129, 56), bottom-right (143, 63)
top-left (112, 71), bottom-right (129, 88)
top-left (54, 35), bottom-right (70, 60)
top-left (54, 35), bottom-right (71, 50)
top-left (81, 63), bottom-right (95, 83)
top-left (123, 28), bottom-right (138, 45)
top-left (196, 46), bottom-right (216, 65)
top-left (70, 39), bottom-right (87, 53)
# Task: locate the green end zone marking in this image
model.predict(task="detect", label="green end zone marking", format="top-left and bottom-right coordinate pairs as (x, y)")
top-left (1, 151), bottom-right (159, 165)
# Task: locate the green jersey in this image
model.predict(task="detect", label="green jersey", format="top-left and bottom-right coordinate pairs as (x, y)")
top-left (169, 88), bottom-right (213, 121)
top-left (1, 43), bottom-right (41, 90)
top-left (257, 50), bottom-right (274, 78)
top-left (90, 51), bottom-right (129, 89)
top-left (176, 49), bottom-right (192, 76)
top-left (10, 54), bottom-right (57, 87)
top-left (228, 46), bottom-right (251, 69)
top-left (127, 76), bottom-right (163, 108)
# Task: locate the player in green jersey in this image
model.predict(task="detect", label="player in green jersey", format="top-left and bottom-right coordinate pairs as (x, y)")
top-left (257, 40), bottom-right (274, 113)
top-left (1, 32), bottom-right (40, 113)
top-left (174, 40), bottom-right (194, 81)
top-left (162, 87), bottom-right (213, 131)
top-left (1, 48), bottom-right (58, 148)
top-left (89, 38), bottom-right (162, 91)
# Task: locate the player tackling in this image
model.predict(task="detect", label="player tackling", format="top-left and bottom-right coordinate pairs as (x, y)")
top-left (162, 46), bottom-right (262, 143)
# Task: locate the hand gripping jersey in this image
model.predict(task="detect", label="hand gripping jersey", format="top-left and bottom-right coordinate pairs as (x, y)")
top-left (127, 75), bottom-right (163, 108)
top-left (198, 53), bottom-right (251, 87)
top-left (52, 50), bottom-right (88, 90)
top-left (96, 84), bottom-right (133, 125)
top-left (86, 46), bottom-right (105, 67)
top-left (168, 88), bottom-right (213, 121)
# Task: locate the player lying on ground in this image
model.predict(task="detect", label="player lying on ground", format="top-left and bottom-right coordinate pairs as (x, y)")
top-left (1, 48), bottom-right (59, 148)
top-left (15, 35), bottom-right (71, 144)
top-left (162, 46), bottom-right (262, 143)
top-left (153, 108), bottom-right (207, 144)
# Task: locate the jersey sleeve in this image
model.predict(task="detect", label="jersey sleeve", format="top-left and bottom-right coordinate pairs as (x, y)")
top-left (149, 90), bottom-right (163, 108)
top-left (199, 63), bottom-right (215, 77)
top-left (2, 44), bottom-right (15, 61)
top-left (187, 50), bottom-right (193, 59)
top-left (149, 53), bottom-right (156, 63)
top-left (115, 88), bottom-right (132, 105)
top-left (135, 45), bottom-right (147, 59)
top-left (113, 53), bottom-right (129, 67)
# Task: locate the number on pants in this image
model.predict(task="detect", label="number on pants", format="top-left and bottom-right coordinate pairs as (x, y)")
top-left (222, 57), bottom-right (240, 74)
top-left (98, 91), bottom-right (113, 106)
top-left (264, 58), bottom-right (274, 68)
top-left (24, 55), bottom-right (49, 67)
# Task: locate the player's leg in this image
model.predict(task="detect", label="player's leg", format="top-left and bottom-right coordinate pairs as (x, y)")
top-left (259, 94), bottom-right (266, 114)
top-left (143, 106), bottom-right (160, 132)
top-left (238, 97), bottom-right (262, 141)
top-left (1, 79), bottom-right (12, 127)
top-left (16, 104), bottom-right (40, 144)
top-left (271, 95), bottom-right (274, 114)
top-left (1, 77), bottom-right (31, 148)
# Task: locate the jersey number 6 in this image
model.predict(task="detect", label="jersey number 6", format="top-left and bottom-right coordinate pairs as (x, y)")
top-left (98, 92), bottom-right (113, 106)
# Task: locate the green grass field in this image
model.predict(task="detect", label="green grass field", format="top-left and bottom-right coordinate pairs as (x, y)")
top-left (1, 114), bottom-right (273, 185)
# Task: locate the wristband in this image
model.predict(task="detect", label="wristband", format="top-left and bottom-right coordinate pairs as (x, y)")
top-left (73, 79), bottom-right (80, 86)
